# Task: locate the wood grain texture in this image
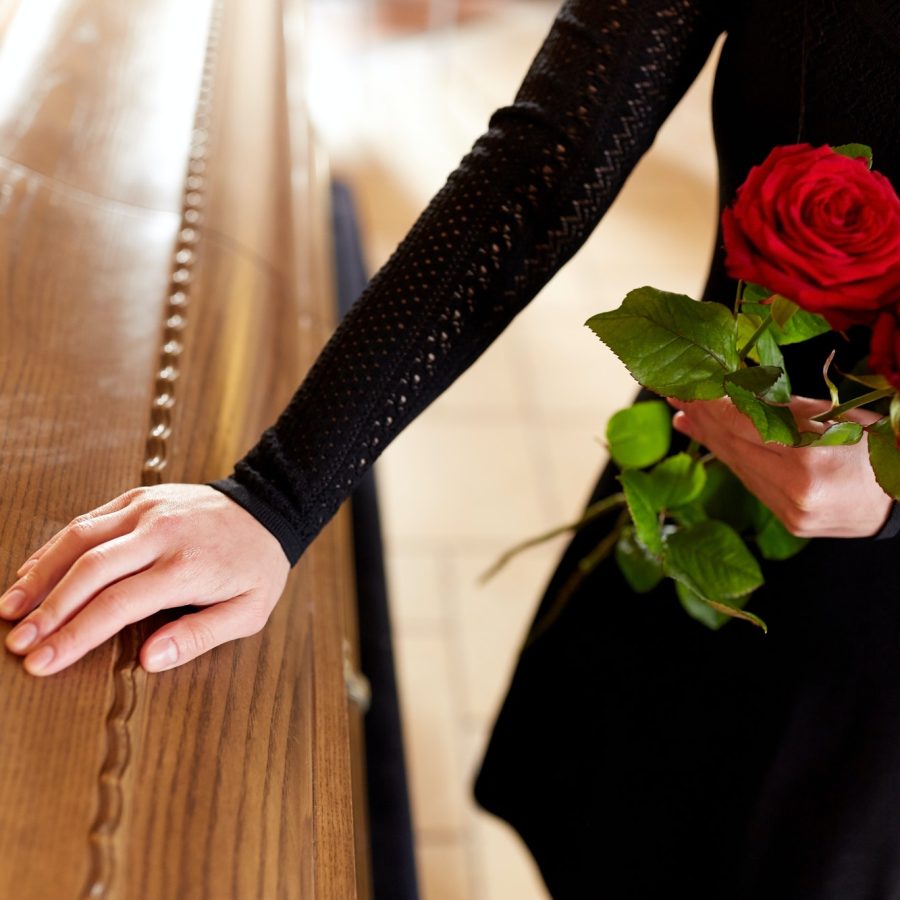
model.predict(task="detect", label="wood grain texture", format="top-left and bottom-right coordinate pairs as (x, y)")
top-left (0, 0), bottom-right (365, 896)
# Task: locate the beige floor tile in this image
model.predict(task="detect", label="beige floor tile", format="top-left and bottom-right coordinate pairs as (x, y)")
top-left (376, 416), bottom-right (549, 544)
top-left (417, 840), bottom-right (472, 900)
top-left (512, 316), bottom-right (638, 419)
top-left (384, 548), bottom-right (448, 627)
top-left (449, 543), bottom-right (565, 724)
top-left (540, 421), bottom-right (615, 524)
top-left (459, 728), bottom-right (551, 900)
top-left (469, 810), bottom-right (550, 900)
top-left (394, 631), bottom-right (467, 832)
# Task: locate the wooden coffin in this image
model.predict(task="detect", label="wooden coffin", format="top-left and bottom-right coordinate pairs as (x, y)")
top-left (0, 0), bottom-right (369, 896)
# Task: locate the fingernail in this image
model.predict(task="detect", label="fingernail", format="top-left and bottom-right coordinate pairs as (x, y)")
top-left (16, 559), bottom-right (37, 578)
top-left (24, 644), bottom-right (55, 675)
top-left (7, 621), bottom-right (38, 653)
top-left (0, 588), bottom-right (27, 618)
top-left (146, 638), bottom-right (178, 671)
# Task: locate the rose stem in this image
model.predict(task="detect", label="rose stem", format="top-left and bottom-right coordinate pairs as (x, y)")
top-left (738, 309), bottom-right (774, 360)
top-left (478, 492), bottom-right (626, 583)
top-left (811, 387), bottom-right (895, 423)
top-left (523, 510), bottom-right (628, 649)
top-left (733, 279), bottom-right (745, 315)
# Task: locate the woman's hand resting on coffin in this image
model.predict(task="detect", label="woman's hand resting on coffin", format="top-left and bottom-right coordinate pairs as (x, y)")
top-left (667, 395), bottom-right (892, 538)
top-left (0, 484), bottom-right (289, 676)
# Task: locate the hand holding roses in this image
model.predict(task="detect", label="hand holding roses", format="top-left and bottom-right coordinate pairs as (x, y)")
top-left (668, 395), bottom-right (893, 539)
top-left (494, 142), bottom-right (900, 632)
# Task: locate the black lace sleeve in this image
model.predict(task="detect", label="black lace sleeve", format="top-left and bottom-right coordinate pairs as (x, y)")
top-left (209, 0), bottom-right (724, 564)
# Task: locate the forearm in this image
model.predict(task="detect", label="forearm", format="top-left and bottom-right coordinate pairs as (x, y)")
top-left (212, 0), bottom-right (724, 564)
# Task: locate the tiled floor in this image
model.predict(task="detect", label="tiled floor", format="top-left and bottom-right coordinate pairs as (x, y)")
top-left (306, 2), bottom-right (722, 896)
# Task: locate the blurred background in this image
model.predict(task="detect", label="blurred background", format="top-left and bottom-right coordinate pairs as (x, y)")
top-left (306, 1), bottom-right (722, 896)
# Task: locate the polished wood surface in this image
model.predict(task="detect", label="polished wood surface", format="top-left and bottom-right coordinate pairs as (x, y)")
top-left (0, 0), bottom-right (364, 896)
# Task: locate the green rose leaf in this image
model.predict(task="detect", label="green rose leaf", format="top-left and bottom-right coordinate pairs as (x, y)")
top-left (620, 454), bottom-right (707, 534)
top-left (733, 317), bottom-right (793, 400)
top-left (702, 597), bottom-right (767, 631)
top-left (736, 313), bottom-right (764, 364)
top-left (664, 520), bottom-right (764, 602)
top-left (606, 401), bottom-right (672, 469)
top-left (841, 371), bottom-right (893, 391)
top-left (796, 421), bottom-right (864, 447)
top-left (755, 330), bottom-right (792, 402)
top-left (868, 418), bottom-right (900, 501)
top-left (726, 365), bottom-right (785, 396)
top-left (750, 501), bottom-right (809, 560)
top-left (620, 470), bottom-right (663, 556)
top-left (742, 282), bottom-right (771, 305)
top-left (832, 143), bottom-right (874, 169)
top-left (724, 378), bottom-right (800, 445)
top-left (891, 394), bottom-right (900, 441)
top-left (675, 581), bottom-right (753, 631)
top-left (616, 526), bottom-right (664, 593)
top-left (670, 501), bottom-right (708, 528)
top-left (742, 300), bottom-right (830, 346)
top-left (770, 295), bottom-right (799, 328)
top-left (778, 309), bottom-right (832, 345)
top-left (697, 461), bottom-right (757, 532)
top-left (643, 453), bottom-right (707, 509)
top-left (586, 287), bottom-right (738, 400)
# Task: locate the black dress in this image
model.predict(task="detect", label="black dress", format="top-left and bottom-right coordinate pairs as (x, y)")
top-left (210, 1), bottom-right (900, 895)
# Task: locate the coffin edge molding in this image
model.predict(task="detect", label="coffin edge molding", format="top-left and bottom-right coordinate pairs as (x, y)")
top-left (82, 4), bottom-right (224, 897)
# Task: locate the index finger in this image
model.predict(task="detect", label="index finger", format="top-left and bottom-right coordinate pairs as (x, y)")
top-left (14, 490), bottom-right (142, 577)
top-left (0, 505), bottom-right (139, 620)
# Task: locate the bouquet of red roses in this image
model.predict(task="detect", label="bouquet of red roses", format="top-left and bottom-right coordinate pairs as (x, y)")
top-left (486, 143), bottom-right (900, 637)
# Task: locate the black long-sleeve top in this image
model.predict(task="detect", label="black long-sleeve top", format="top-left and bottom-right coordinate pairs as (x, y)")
top-left (210, 0), bottom-right (900, 564)
top-left (205, 4), bottom-right (900, 894)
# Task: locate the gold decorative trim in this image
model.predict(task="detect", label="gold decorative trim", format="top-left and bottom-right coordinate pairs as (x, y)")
top-left (81, 2), bottom-right (224, 896)
top-left (82, 627), bottom-right (140, 899)
top-left (142, 6), bottom-right (221, 485)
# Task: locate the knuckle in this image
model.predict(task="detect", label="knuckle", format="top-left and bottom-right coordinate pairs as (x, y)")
top-left (170, 545), bottom-right (200, 568)
top-left (183, 620), bottom-right (218, 657)
top-left (145, 511), bottom-right (181, 539)
top-left (79, 545), bottom-right (110, 573)
top-left (166, 547), bottom-right (202, 582)
top-left (68, 519), bottom-right (97, 543)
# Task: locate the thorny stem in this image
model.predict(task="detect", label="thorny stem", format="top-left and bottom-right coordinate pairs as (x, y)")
top-left (811, 387), bottom-right (895, 423)
top-left (733, 279), bottom-right (745, 315)
top-left (738, 309), bottom-right (774, 360)
top-left (523, 511), bottom-right (629, 650)
top-left (479, 492), bottom-right (626, 584)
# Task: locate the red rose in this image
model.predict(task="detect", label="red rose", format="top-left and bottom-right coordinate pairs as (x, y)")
top-left (722, 144), bottom-right (900, 331)
top-left (870, 308), bottom-right (900, 391)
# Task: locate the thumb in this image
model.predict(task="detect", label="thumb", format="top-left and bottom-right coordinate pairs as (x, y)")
top-left (141, 597), bottom-right (266, 672)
